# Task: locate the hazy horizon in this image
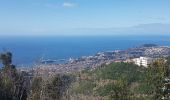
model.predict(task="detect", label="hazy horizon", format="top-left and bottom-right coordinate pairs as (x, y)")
top-left (0, 0), bottom-right (170, 36)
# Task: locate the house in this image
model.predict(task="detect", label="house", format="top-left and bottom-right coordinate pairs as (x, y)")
top-left (132, 57), bottom-right (153, 67)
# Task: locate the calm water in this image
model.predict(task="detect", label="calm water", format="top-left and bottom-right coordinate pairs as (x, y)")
top-left (0, 35), bottom-right (170, 67)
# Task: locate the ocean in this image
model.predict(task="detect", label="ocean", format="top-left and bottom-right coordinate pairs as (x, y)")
top-left (0, 35), bottom-right (170, 67)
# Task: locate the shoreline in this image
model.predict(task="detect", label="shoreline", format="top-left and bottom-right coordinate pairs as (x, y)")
top-left (17, 45), bottom-right (170, 75)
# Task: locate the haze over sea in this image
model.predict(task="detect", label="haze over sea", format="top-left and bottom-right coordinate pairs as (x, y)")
top-left (0, 35), bottom-right (170, 67)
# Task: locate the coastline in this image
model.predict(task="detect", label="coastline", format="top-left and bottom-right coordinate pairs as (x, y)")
top-left (18, 45), bottom-right (170, 75)
top-left (1, 36), bottom-right (170, 67)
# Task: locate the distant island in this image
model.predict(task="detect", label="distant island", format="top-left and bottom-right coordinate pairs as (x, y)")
top-left (141, 44), bottom-right (158, 47)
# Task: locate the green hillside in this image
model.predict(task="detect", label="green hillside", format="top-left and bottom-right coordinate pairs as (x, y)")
top-left (70, 60), bottom-right (170, 100)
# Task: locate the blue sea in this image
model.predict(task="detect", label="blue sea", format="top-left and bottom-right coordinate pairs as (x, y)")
top-left (0, 35), bottom-right (170, 67)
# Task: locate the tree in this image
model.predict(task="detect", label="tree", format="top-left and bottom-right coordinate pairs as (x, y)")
top-left (28, 74), bottom-right (73, 100)
top-left (0, 52), bottom-right (27, 100)
top-left (110, 75), bottom-right (130, 100)
top-left (146, 58), bottom-right (170, 99)
top-left (0, 52), bottom-right (12, 67)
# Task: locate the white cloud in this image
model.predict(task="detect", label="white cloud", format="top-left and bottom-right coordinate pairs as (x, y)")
top-left (62, 2), bottom-right (76, 8)
top-left (44, 2), bottom-right (77, 9)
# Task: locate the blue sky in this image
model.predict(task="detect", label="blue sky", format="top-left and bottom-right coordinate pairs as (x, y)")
top-left (0, 0), bottom-right (170, 36)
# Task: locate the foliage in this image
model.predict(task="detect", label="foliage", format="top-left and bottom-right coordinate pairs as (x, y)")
top-left (73, 80), bottom-right (96, 95)
top-left (29, 74), bottom-right (74, 100)
top-left (1, 51), bottom-right (170, 100)
top-left (97, 75), bottom-right (129, 100)
top-left (71, 59), bottom-right (170, 99)
top-left (71, 62), bottom-right (146, 99)
top-left (93, 62), bottom-right (146, 83)
top-left (0, 52), bottom-right (27, 100)
top-left (144, 58), bottom-right (170, 100)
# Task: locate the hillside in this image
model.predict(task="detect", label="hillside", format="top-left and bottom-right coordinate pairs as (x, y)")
top-left (1, 52), bottom-right (170, 100)
top-left (69, 61), bottom-right (169, 100)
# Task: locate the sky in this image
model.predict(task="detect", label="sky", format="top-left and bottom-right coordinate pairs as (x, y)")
top-left (0, 0), bottom-right (170, 36)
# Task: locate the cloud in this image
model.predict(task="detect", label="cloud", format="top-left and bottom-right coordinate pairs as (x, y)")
top-left (62, 2), bottom-right (76, 8)
top-left (147, 16), bottom-right (167, 20)
top-left (44, 2), bottom-right (76, 9)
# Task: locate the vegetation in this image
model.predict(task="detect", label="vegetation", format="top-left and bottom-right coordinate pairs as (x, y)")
top-left (28, 74), bottom-right (74, 100)
top-left (0, 52), bottom-right (74, 100)
top-left (70, 63), bottom-right (146, 99)
top-left (145, 58), bottom-right (170, 99)
top-left (0, 52), bottom-right (27, 100)
top-left (70, 58), bottom-right (170, 100)
top-left (1, 52), bottom-right (170, 100)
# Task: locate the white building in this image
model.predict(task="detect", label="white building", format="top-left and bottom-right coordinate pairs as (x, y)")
top-left (132, 57), bottom-right (153, 67)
